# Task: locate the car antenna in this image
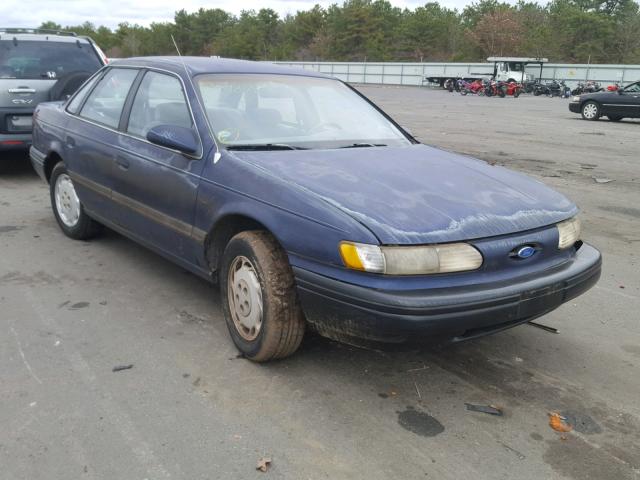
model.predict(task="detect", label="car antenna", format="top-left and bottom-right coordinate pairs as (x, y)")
top-left (171, 34), bottom-right (222, 164)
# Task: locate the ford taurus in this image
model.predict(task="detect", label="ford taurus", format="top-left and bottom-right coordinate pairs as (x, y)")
top-left (30, 57), bottom-right (602, 361)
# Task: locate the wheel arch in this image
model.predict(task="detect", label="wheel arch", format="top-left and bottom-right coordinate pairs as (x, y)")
top-left (43, 150), bottom-right (64, 183)
top-left (204, 213), bottom-right (278, 278)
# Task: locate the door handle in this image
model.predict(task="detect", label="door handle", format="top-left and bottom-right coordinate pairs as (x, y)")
top-left (8, 87), bottom-right (37, 94)
top-left (115, 156), bottom-right (130, 170)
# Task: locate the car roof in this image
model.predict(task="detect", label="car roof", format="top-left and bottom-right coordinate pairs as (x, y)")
top-left (110, 56), bottom-right (331, 79)
top-left (0, 32), bottom-right (92, 44)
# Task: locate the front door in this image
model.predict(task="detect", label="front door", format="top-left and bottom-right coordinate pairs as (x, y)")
top-left (110, 69), bottom-right (206, 264)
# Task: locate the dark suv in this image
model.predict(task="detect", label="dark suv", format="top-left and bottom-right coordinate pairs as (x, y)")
top-left (0, 28), bottom-right (106, 152)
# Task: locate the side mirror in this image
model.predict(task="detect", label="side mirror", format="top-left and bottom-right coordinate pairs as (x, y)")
top-left (618, 89), bottom-right (624, 95)
top-left (146, 125), bottom-right (199, 155)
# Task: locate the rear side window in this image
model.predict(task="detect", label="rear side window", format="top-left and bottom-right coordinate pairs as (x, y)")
top-left (127, 71), bottom-right (192, 138)
top-left (0, 40), bottom-right (102, 80)
top-left (66, 73), bottom-right (101, 114)
top-left (80, 68), bottom-right (138, 129)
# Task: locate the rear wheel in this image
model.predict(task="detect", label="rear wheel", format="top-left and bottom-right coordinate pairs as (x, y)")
top-left (607, 115), bottom-right (623, 122)
top-left (50, 162), bottom-right (101, 240)
top-left (220, 231), bottom-right (305, 362)
top-left (581, 101), bottom-right (600, 121)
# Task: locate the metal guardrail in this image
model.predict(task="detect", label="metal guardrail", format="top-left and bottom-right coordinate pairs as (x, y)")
top-left (273, 61), bottom-right (640, 87)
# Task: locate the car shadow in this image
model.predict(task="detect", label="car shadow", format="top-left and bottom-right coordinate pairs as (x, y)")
top-left (0, 151), bottom-right (38, 178)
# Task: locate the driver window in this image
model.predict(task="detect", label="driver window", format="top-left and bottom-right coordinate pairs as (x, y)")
top-left (127, 71), bottom-right (192, 138)
top-left (624, 83), bottom-right (640, 92)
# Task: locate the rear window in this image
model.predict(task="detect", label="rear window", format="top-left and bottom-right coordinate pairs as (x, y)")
top-left (0, 40), bottom-right (102, 80)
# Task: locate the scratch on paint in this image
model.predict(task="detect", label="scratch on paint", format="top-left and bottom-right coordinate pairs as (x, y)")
top-left (10, 326), bottom-right (43, 384)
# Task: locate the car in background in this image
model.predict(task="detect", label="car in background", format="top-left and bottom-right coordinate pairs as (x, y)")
top-left (569, 80), bottom-right (640, 121)
top-left (0, 28), bottom-right (107, 151)
top-left (30, 57), bottom-right (601, 362)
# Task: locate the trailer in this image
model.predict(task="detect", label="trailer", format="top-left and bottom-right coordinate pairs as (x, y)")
top-left (424, 57), bottom-right (548, 87)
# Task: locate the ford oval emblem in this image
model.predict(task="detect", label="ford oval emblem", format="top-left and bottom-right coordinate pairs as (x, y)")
top-left (516, 245), bottom-right (536, 259)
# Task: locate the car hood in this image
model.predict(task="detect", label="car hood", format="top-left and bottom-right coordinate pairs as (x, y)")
top-left (232, 144), bottom-right (577, 244)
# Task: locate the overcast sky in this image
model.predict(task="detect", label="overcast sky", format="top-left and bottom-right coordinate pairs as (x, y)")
top-left (2, 0), bottom-right (488, 29)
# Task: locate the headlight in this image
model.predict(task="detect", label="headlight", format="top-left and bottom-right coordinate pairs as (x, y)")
top-left (339, 241), bottom-right (483, 275)
top-left (572, 96), bottom-right (581, 102)
top-left (557, 217), bottom-right (581, 249)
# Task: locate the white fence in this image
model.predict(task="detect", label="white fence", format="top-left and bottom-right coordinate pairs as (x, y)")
top-left (272, 61), bottom-right (640, 87)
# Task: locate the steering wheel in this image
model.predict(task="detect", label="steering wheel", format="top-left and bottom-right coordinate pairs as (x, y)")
top-left (307, 122), bottom-right (343, 134)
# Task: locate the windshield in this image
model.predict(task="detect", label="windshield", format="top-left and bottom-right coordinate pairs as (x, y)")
top-left (624, 82), bottom-right (640, 93)
top-left (0, 40), bottom-right (102, 79)
top-left (195, 74), bottom-right (411, 150)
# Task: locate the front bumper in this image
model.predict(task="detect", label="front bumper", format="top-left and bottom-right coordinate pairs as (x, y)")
top-left (569, 102), bottom-right (581, 113)
top-left (294, 244), bottom-right (601, 344)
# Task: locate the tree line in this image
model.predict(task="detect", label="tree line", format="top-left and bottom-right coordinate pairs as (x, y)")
top-left (39, 0), bottom-right (640, 64)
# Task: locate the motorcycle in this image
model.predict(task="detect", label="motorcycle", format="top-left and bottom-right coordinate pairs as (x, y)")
top-left (485, 79), bottom-right (506, 97)
top-left (504, 81), bottom-right (523, 97)
top-left (607, 83), bottom-right (621, 92)
top-left (523, 80), bottom-right (538, 94)
top-left (459, 79), bottom-right (485, 95)
top-left (444, 76), bottom-right (463, 93)
top-left (533, 82), bottom-right (550, 96)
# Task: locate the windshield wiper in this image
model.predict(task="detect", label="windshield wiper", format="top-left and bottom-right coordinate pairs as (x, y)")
top-left (226, 143), bottom-right (308, 151)
top-left (339, 143), bottom-right (387, 148)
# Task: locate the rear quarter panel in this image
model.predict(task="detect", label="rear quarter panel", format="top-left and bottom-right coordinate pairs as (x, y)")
top-left (32, 101), bottom-right (68, 168)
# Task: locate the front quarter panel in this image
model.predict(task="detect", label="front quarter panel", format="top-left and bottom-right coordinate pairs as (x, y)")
top-left (194, 152), bottom-right (380, 270)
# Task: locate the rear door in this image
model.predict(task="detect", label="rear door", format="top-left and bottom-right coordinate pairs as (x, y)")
top-left (110, 69), bottom-right (206, 263)
top-left (65, 67), bottom-right (140, 218)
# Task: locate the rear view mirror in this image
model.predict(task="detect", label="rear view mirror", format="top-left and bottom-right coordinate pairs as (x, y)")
top-left (146, 125), bottom-right (199, 155)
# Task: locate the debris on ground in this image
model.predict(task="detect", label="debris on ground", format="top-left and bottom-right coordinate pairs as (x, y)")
top-left (528, 321), bottom-right (559, 334)
top-left (465, 403), bottom-right (503, 416)
top-left (593, 177), bottom-right (614, 184)
top-left (548, 412), bottom-right (573, 432)
top-left (256, 457), bottom-right (272, 472)
top-left (112, 364), bottom-right (134, 372)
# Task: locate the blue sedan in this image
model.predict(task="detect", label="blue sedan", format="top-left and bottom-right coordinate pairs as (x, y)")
top-left (30, 57), bottom-right (601, 361)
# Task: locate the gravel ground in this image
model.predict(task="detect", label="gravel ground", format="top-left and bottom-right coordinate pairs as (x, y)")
top-left (1, 86), bottom-right (639, 480)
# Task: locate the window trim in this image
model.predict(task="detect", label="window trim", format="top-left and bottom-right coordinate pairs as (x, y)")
top-left (64, 64), bottom-right (204, 160)
top-left (77, 66), bottom-right (140, 130)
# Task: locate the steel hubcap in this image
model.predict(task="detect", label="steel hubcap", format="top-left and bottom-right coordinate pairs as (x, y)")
top-left (54, 173), bottom-right (80, 227)
top-left (227, 256), bottom-right (263, 341)
top-left (583, 104), bottom-right (597, 118)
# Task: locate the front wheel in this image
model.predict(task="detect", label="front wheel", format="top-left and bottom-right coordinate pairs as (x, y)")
top-left (220, 231), bottom-right (305, 362)
top-left (50, 162), bottom-right (101, 240)
top-left (581, 101), bottom-right (600, 121)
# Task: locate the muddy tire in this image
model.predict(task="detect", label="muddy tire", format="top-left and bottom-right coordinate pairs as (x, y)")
top-left (50, 162), bottom-right (101, 240)
top-left (220, 231), bottom-right (305, 362)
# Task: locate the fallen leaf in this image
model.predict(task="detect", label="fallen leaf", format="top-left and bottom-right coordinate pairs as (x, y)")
top-left (549, 412), bottom-right (572, 432)
top-left (256, 457), bottom-right (272, 472)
